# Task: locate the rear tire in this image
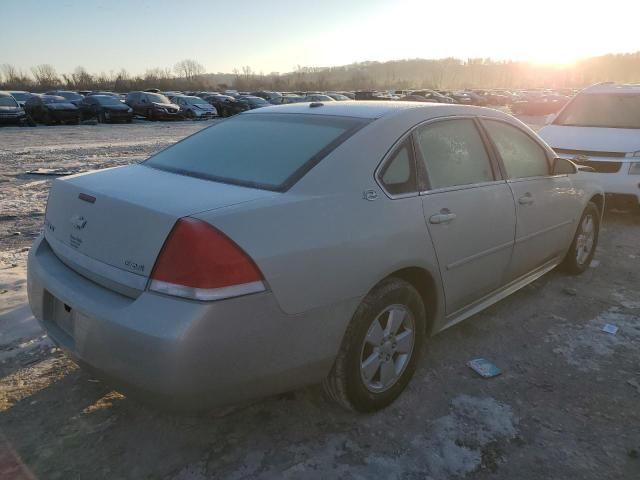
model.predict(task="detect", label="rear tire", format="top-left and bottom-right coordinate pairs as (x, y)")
top-left (562, 202), bottom-right (600, 274)
top-left (323, 277), bottom-right (426, 412)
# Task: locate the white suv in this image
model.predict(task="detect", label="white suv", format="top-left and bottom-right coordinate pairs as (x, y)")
top-left (539, 83), bottom-right (640, 211)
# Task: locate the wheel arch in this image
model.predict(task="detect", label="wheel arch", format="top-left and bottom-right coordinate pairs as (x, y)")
top-left (589, 193), bottom-right (604, 218)
top-left (384, 266), bottom-right (439, 336)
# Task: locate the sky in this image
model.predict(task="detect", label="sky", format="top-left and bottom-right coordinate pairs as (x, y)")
top-left (2, 0), bottom-right (639, 76)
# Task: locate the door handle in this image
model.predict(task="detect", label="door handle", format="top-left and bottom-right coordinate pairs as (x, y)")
top-left (429, 210), bottom-right (457, 224)
top-left (518, 193), bottom-right (534, 205)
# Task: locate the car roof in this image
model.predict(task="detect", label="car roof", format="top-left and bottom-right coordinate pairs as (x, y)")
top-left (244, 100), bottom-right (506, 120)
top-left (582, 83), bottom-right (640, 94)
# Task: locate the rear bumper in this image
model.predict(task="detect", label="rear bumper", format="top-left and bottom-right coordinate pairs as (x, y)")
top-left (27, 234), bottom-right (354, 409)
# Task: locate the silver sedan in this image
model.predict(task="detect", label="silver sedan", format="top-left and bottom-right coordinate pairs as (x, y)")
top-left (27, 101), bottom-right (603, 411)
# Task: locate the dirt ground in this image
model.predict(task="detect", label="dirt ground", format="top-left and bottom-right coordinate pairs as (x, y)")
top-left (0, 120), bottom-right (639, 480)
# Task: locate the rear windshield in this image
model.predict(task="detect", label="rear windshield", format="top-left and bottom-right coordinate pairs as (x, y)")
top-left (56, 91), bottom-right (82, 101)
top-left (42, 96), bottom-right (67, 104)
top-left (554, 93), bottom-right (640, 129)
top-left (94, 96), bottom-right (122, 105)
top-left (145, 113), bottom-right (369, 191)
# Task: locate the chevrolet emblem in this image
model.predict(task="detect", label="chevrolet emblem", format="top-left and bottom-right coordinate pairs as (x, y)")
top-left (70, 215), bottom-right (87, 230)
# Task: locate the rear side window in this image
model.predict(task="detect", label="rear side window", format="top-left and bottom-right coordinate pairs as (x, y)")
top-left (483, 120), bottom-right (549, 179)
top-left (145, 113), bottom-right (368, 191)
top-left (414, 119), bottom-right (494, 189)
top-left (378, 141), bottom-right (417, 195)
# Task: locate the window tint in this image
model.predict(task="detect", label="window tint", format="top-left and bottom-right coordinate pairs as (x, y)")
top-left (146, 113), bottom-right (368, 191)
top-left (484, 120), bottom-right (549, 178)
top-left (415, 119), bottom-right (494, 189)
top-left (378, 142), bottom-right (417, 195)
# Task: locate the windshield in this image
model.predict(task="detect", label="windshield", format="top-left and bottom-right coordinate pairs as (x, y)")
top-left (54, 91), bottom-right (83, 101)
top-left (146, 93), bottom-right (171, 104)
top-left (0, 96), bottom-right (18, 107)
top-left (242, 96), bottom-right (268, 104)
top-left (145, 113), bottom-right (369, 191)
top-left (554, 93), bottom-right (640, 129)
top-left (42, 96), bottom-right (68, 104)
top-left (94, 96), bottom-right (123, 106)
top-left (9, 92), bottom-right (28, 101)
top-left (183, 96), bottom-right (209, 105)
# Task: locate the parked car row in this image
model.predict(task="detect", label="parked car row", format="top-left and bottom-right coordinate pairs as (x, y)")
top-left (0, 85), bottom-right (578, 126)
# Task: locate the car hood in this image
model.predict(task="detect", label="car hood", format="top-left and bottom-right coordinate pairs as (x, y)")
top-left (46, 103), bottom-right (78, 110)
top-left (539, 125), bottom-right (640, 154)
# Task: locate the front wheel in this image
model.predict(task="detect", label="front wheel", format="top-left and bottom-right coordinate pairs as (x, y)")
top-left (562, 202), bottom-right (600, 274)
top-left (323, 277), bottom-right (426, 412)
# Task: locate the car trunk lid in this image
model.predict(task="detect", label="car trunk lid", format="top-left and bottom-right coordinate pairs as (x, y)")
top-left (44, 164), bottom-right (274, 293)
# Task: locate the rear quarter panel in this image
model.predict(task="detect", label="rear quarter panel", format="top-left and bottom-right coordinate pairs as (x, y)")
top-left (194, 112), bottom-right (445, 319)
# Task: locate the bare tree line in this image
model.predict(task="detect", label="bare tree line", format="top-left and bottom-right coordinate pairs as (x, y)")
top-left (2, 52), bottom-right (640, 93)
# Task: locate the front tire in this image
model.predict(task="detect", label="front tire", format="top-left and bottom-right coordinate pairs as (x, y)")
top-left (323, 277), bottom-right (426, 412)
top-left (562, 202), bottom-right (600, 274)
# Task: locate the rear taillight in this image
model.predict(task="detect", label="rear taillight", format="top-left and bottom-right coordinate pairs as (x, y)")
top-left (149, 218), bottom-right (265, 301)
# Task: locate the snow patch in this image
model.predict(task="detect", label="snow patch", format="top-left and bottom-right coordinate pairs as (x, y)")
top-left (412, 395), bottom-right (517, 478)
top-left (548, 308), bottom-right (640, 371)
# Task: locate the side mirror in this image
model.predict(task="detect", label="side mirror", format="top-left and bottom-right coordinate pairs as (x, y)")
top-left (552, 157), bottom-right (578, 175)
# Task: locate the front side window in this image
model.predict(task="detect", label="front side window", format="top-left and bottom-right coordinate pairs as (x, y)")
top-left (414, 119), bottom-right (494, 189)
top-left (483, 120), bottom-right (549, 179)
top-left (145, 113), bottom-right (369, 191)
top-left (378, 141), bottom-right (417, 195)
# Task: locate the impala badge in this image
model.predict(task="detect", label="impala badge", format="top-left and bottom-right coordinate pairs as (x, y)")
top-left (70, 215), bottom-right (87, 230)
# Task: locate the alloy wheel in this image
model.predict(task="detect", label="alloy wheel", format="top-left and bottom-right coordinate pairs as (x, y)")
top-left (360, 304), bottom-right (415, 393)
top-left (575, 213), bottom-right (595, 265)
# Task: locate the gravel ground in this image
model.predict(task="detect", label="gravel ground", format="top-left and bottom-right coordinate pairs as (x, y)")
top-left (0, 120), bottom-right (639, 480)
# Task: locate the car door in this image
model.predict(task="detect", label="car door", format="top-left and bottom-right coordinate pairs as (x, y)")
top-left (481, 119), bottom-right (577, 280)
top-left (415, 118), bottom-right (517, 316)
